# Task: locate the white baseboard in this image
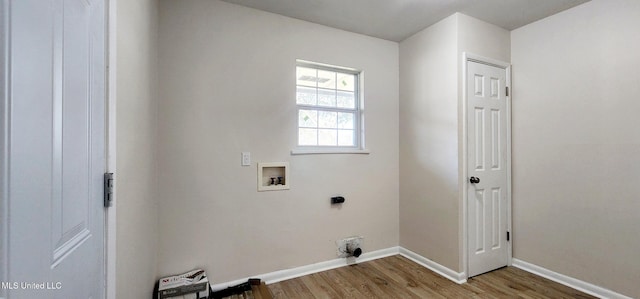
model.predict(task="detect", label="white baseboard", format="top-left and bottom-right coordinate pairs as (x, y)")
top-left (210, 246), bottom-right (468, 291)
top-left (210, 246), bottom-right (400, 291)
top-left (398, 247), bottom-right (467, 284)
top-left (511, 258), bottom-right (633, 299)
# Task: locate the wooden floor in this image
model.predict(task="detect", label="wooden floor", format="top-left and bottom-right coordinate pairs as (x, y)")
top-left (220, 280), bottom-right (273, 299)
top-left (268, 255), bottom-right (595, 298)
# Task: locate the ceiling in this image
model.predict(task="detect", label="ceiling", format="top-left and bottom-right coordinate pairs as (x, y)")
top-left (220, 0), bottom-right (590, 42)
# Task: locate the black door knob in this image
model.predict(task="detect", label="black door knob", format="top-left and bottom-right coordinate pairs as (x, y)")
top-left (470, 176), bottom-right (480, 184)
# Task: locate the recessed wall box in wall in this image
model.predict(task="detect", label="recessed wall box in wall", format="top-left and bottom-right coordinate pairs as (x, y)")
top-left (257, 162), bottom-right (290, 191)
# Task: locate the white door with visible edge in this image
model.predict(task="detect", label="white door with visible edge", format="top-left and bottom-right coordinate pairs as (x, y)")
top-left (3, 0), bottom-right (106, 298)
top-left (467, 60), bottom-right (509, 277)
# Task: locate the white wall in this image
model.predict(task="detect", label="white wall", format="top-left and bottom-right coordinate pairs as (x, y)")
top-left (157, 0), bottom-right (399, 283)
top-left (399, 13), bottom-right (509, 273)
top-left (116, 0), bottom-right (159, 298)
top-left (511, 0), bottom-right (640, 297)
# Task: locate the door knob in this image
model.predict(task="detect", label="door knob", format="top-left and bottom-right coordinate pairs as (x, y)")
top-left (470, 176), bottom-right (480, 184)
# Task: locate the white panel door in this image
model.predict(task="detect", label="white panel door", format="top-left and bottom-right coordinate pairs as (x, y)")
top-left (467, 60), bottom-right (509, 277)
top-left (3, 0), bottom-right (106, 298)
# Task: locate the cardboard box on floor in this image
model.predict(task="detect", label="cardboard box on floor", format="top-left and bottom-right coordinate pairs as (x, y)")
top-left (157, 269), bottom-right (209, 299)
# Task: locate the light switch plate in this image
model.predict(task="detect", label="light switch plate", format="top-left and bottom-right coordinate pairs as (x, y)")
top-left (241, 152), bottom-right (250, 166)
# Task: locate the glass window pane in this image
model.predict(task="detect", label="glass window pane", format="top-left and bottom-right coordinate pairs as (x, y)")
top-left (318, 129), bottom-right (337, 146)
top-left (338, 130), bottom-right (354, 146)
top-left (299, 128), bottom-right (317, 146)
top-left (296, 64), bottom-right (361, 149)
top-left (296, 67), bottom-right (317, 87)
top-left (337, 91), bottom-right (355, 109)
top-left (317, 70), bottom-right (336, 89)
top-left (318, 111), bottom-right (337, 128)
top-left (297, 86), bottom-right (317, 105)
top-left (337, 112), bottom-right (354, 129)
top-left (318, 89), bottom-right (336, 107)
top-left (337, 73), bottom-right (355, 91)
top-left (298, 109), bottom-right (318, 128)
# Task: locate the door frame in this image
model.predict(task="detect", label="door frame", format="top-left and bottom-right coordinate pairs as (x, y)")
top-left (460, 52), bottom-right (512, 278)
top-left (106, 0), bottom-right (117, 298)
top-left (1, 1), bottom-right (9, 297)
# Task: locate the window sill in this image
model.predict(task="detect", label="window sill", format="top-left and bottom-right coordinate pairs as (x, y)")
top-left (290, 148), bottom-right (370, 155)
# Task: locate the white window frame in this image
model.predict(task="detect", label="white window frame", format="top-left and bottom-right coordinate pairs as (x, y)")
top-left (292, 60), bottom-right (369, 155)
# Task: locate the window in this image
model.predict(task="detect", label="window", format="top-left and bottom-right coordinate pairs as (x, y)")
top-left (295, 61), bottom-right (362, 151)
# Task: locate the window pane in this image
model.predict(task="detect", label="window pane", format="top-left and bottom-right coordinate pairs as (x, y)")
top-left (296, 63), bottom-right (361, 149)
top-left (337, 73), bottom-right (355, 91)
top-left (337, 112), bottom-right (354, 129)
top-left (299, 128), bottom-right (317, 146)
top-left (338, 130), bottom-right (354, 146)
top-left (318, 89), bottom-right (336, 107)
top-left (337, 91), bottom-right (355, 109)
top-left (296, 67), bottom-right (317, 87)
top-left (318, 111), bottom-right (337, 128)
top-left (318, 129), bottom-right (337, 146)
top-left (299, 109), bottom-right (318, 128)
top-left (317, 70), bottom-right (336, 89)
top-left (296, 86), bottom-right (317, 105)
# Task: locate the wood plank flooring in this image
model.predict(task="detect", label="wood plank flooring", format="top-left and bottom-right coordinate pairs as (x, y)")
top-left (268, 255), bottom-right (595, 298)
top-left (220, 280), bottom-right (273, 299)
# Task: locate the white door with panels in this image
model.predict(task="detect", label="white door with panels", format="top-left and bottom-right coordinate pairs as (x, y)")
top-left (467, 60), bottom-right (510, 277)
top-left (2, 0), bottom-right (107, 298)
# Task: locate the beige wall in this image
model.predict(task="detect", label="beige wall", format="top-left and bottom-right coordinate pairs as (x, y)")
top-left (457, 14), bottom-right (511, 64)
top-left (113, 1), bottom-right (639, 297)
top-left (399, 14), bottom-right (460, 271)
top-left (116, 0), bottom-right (159, 298)
top-left (455, 14), bottom-right (510, 272)
top-left (511, 0), bottom-right (640, 297)
top-left (157, 0), bottom-right (399, 283)
top-left (399, 13), bottom-right (509, 273)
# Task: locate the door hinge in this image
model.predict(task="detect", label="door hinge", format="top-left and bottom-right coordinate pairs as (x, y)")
top-left (507, 231), bottom-right (510, 242)
top-left (104, 173), bottom-right (114, 208)
top-left (506, 86), bottom-right (509, 97)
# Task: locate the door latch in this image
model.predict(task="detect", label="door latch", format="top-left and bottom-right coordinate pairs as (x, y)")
top-left (104, 173), bottom-right (114, 207)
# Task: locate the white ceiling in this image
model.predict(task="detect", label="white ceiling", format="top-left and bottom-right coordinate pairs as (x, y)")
top-left (220, 0), bottom-right (590, 42)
